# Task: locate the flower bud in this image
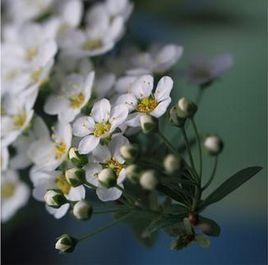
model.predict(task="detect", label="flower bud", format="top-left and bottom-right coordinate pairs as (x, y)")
top-left (68, 147), bottom-right (88, 167)
top-left (65, 168), bottom-right (85, 187)
top-left (177, 97), bottom-right (197, 118)
top-left (204, 135), bottom-right (223, 155)
top-left (139, 170), bottom-right (158, 190)
top-left (55, 234), bottom-right (77, 253)
top-left (73, 200), bottom-right (93, 220)
top-left (140, 115), bottom-right (157, 134)
top-left (44, 189), bottom-right (67, 208)
top-left (163, 154), bottom-right (182, 174)
top-left (125, 164), bottom-right (140, 182)
top-left (98, 168), bottom-right (117, 188)
top-left (169, 106), bottom-right (186, 127)
top-left (120, 144), bottom-right (138, 161)
top-left (188, 212), bottom-right (199, 226)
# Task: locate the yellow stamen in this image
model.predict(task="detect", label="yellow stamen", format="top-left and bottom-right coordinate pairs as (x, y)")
top-left (69, 93), bottom-right (85, 109)
top-left (2, 182), bottom-right (16, 199)
top-left (25, 47), bottom-right (38, 61)
top-left (55, 174), bottom-right (71, 195)
top-left (93, 122), bottom-right (111, 137)
top-left (136, 97), bottom-right (158, 113)
top-left (106, 158), bottom-right (123, 176)
top-left (82, 39), bottom-right (102, 51)
top-left (54, 142), bottom-right (67, 160)
top-left (13, 113), bottom-right (27, 129)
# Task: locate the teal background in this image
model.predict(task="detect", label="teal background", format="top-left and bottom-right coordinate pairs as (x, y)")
top-left (2, 0), bottom-right (267, 264)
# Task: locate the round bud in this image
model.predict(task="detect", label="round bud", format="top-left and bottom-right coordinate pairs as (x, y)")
top-left (188, 212), bottom-right (199, 226)
top-left (120, 144), bottom-right (138, 161)
top-left (65, 168), bottom-right (84, 187)
top-left (73, 200), bottom-right (93, 220)
top-left (55, 234), bottom-right (77, 253)
top-left (140, 115), bottom-right (157, 134)
top-left (204, 135), bottom-right (223, 155)
top-left (169, 106), bottom-right (186, 127)
top-left (68, 147), bottom-right (88, 167)
top-left (98, 168), bottom-right (117, 188)
top-left (44, 189), bottom-right (67, 208)
top-left (163, 154), bottom-right (182, 174)
top-left (177, 97), bottom-right (197, 118)
top-left (125, 164), bottom-right (140, 182)
top-left (139, 170), bottom-right (158, 190)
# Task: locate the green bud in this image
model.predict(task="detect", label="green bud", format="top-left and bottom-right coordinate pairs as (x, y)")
top-left (120, 144), bottom-right (138, 161)
top-left (98, 168), bottom-right (117, 188)
top-left (177, 97), bottom-right (197, 118)
top-left (44, 189), bottom-right (67, 208)
top-left (55, 234), bottom-right (77, 253)
top-left (69, 147), bottom-right (88, 167)
top-left (73, 200), bottom-right (93, 220)
top-left (169, 106), bottom-right (186, 127)
top-left (204, 135), bottom-right (223, 155)
top-left (140, 115), bottom-right (157, 134)
top-left (125, 164), bottom-right (140, 182)
top-left (65, 168), bottom-right (84, 187)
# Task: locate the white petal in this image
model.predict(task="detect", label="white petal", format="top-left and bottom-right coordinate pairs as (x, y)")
top-left (154, 76), bottom-right (174, 102)
top-left (150, 98), bottom-right (171, 118)
top-left (131, 75), bottom-right (154, 99)
top-left (110, 134), bottom-right (129, 160)
top-left (115, 93), bottom-right (137, 111)
top-left (72, 116), bottom-right (95, 137)
top-left (91, 98), bottom-right (111, 123)
top-left (85, 163), bottom-right (102, 187)
top-left (109, 104), bottom-right (129, 131)
top-left (117, 169), bottom-right (126, 184)
top-left (92, 145), bottom-right (111, 162)
top-left (125, 112), bottom-right (142, 127)
top-left (66, 185), bottom-right (85, 201)
top-left (96, 186), bottom-right (122, 201)
top-left (78, 135), bottom-right (100, 154)
top-left (114, 75), bottom-right (138, 94)
top-left (44, 96), bottom-right (68, 115)
top-left (46, 204), bottom-right (70, 219)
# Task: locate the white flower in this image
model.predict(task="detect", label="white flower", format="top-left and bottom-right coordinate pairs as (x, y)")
top-left (44, 72), bottom-right (95, 122)
top-left (28, 121), bottom-right (72, 170)
top-left (85, 134), bottom-right (129, 201)
top-left (116, 75), bottom-right (173, 128)
top-left (1, 85), bottom-right (38, 146)
top-left (130, 44), bottom-right (183, 74)
top-left (1, 170), bottom-right (30, 222)
top-left (105, 0), bottom-right (134, 21)
top-left (73, 99), bottom-right (128, 154)
top-left (186, 54), bottom-right (233, 86)
top-left (30, 168), bottom-right (85, 219)
top-left (1, 146), bottom-right (9, 172)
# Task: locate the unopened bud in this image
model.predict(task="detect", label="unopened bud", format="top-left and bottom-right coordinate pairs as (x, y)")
top-left (177, 97), bottom-right (197, 118)
top-left (65, 168), bottom-right (84, 187)
top-left (169, 106), bottom-right (186, 127)
top-left (163, 154), bottom-right (182, 174)
top-left (188, 212), bottom-right (199, 226)
top-left (204, 135), bottom-right (223, 155)
top-left (125, 164), bottom-right (140, 182)
top-left (44, 189), bottom-right (67, 208)
top-left (139, 170), bottom-right (158, 190)
top-left (68, 147), bottom-right (88, 167)
top-left (98, 168), bottom-right (117, 188)
top-left (120, 144), bottom-right (138, 161)
top-left (55, 234), bottom-right (77, 253)
top-left (140, 115), bottom-right (157, 134)
top-left (73, 200), bottom-right (93, 220)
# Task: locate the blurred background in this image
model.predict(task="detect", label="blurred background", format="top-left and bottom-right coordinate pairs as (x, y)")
top-left (2, 0), bottom-right (267, 264)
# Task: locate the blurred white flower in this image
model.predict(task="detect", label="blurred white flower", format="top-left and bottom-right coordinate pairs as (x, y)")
top-left (44, 72), bottom-right (95, 122)
top-left (1, 146), bottom-right (9, 172)
top-left (105, 0), bottom-right (134, 21)
top-left (186, 54), bottom-right (233, 86)
top-left (28, 121), bottom-right (72, 170)
top-left (116, 75), bottom-right (173, 128)
top-left (30, 168), bottom-right (85, 219)
top-left (1, 170), bottom-right (30, 222)
top-left (73, 99), bottom-right (128, 154)
top-left (85, 134), bottom-right (128, 201)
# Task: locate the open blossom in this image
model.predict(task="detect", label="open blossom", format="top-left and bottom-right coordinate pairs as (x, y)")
top-left (116, 75), bottom-right (173, 128)
top-left (28, 121), bottom-right (72, 170)
top-left (85, 134), bottom-right (128, 201)
top-left (1, 170), bottom-right (30, 222)
top-left (44, 72), bottom-right (95, 122)
top-left (73, 99), bottom-right (128, 154)
top-left (30, 168), bottom-right (85, 219)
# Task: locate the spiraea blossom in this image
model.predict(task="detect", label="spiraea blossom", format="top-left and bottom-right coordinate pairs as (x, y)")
top-left (73, 99), bottom-right (128, 154)
top-left (1, 170), bottom-right (30, 222)
top-left (85, 134), bottom-right (129, 201)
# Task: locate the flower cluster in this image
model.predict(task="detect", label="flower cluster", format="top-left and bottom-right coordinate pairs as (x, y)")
top-left (1, 0), bottom-right (261, 254)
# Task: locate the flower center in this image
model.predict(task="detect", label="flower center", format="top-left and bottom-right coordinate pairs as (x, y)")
top-left (136, 97), bottom-right (158, 113)
top-left (55, 175), bottom-right (71, 195)
top-left (93, 122), bottom-right (111, 137)
top-left (82, 39), bottom-right (102, 51)
top-left (54, 142), bottom-right (67, 160)
top-left (31, 68), bottom-right (42, 83)
top-left (2, 182), bottom-right (16, 199)
top-left (69, 93), bottom-right (85, 109)
top-left (106, 158), bottom-right (123, 176)
top-left (13, 113), bottom-right (27, 129)
top-left (25, 47), bottom-right (38, 61)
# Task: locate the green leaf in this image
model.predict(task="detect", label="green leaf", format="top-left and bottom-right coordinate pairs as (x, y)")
top-left (200, 166), bottom-right (262, 209)
top-left (198, 216), bottom-right (221, 237)
top-left (195, 235), bottom-right (210, 248)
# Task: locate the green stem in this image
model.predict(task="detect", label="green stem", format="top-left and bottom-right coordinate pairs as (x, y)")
top-left (93, 209), bottom-right (122, 215)
top-left (202, 156), bottom-right (218, 191)
top-left (191, 118), bottom-right (203, 179)
top-left (157, 131), bottom-right (178, 155)
top-left (115, 185), bottom-right (136, 205)
top-left (79, 212), bottom-right (132, 242)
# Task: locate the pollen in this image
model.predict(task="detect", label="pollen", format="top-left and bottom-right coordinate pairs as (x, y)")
top-left (2, 182), bottom-right (16, 199)
top-left (55, 174), bottom-right (71, 195)
top-left (82, 39), bottom-right (102, 51)
top-left (54, 142), bottom-right (67, 160)
top-left (93, 122), bottom-right (111, 137)
top-left (136, 97), bottom-right (158, 113)
top-left (106, 158), bottom-right (123, 176)
top-left (13, 113), bottom-right (27, 129)
top-left (69, 93), bottom-right (85, 109)
top-left (25, 47), bottom-right (38, 61)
